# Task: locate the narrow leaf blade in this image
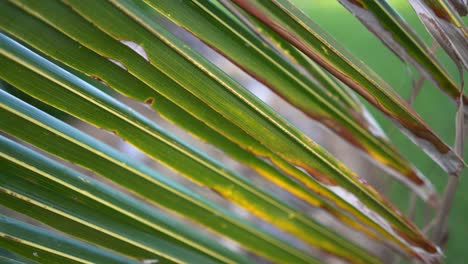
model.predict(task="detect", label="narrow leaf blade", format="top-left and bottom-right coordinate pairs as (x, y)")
top-left (148, 0), bottom-right (438, 201)
top-left (232, 0), bottom-right (464, 177)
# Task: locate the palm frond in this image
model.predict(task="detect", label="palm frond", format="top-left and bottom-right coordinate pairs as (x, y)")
top-left (1, 0), bottom-right (465, 263)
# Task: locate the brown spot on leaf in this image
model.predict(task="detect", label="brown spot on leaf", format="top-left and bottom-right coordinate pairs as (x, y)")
top-left (405, 171), bottom-right (425, 186)
top-left (209, 188), bottom-right (226, 199)
top-left (144, 97), bottom-right (155, 105)
top-left (430, 6), bottom-right (450, 21)
top-left (393, 227), bottom-right (438, 254)
top-left (298, 165), bottom-right (337, 186)
top-left (348, 0), bottom-right (365, 8)
top-left (90, 75), bottom-right (103, 82)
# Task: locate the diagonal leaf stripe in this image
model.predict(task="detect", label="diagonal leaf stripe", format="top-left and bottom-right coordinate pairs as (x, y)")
top-left (231, 0), bottom-right (464, 176)
top-left (0, 256), bottom-right (28, 264)
top-left (0, 2), bottom-right (412, 257)
top-left (0, 90), bottom-right (319, 264)
top-left (0, 29), bottom-right (380, 262)
top-left (2, 42), bottom-right (375, 262)
top-left (339, 0), bottom-right (467, 112)
top-left (218, 0), bottom-right (362, 112)
top-left (67, 0), bottom-right (438, 258)
top-left (1, 0), bottom-right (440, 260)
top-left (0, 183), bottom-right (177, 264)
top-left (0, 3), bottom-right (380, 252)
top-left (145, 0), bottom-right (435, 200)
top-left (408, 0), bottom-right (468, 74)
top-left (0, 136), bottom-right (252, 264)
top-left (0, 214), bottom-right (141, 264)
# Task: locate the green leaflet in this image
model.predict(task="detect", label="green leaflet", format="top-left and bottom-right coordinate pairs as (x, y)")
top-left (339, 0), bottom-right (467, 112)
top-left (1, 0), bottom-right (439, 261)
top-left (0, 0), bottom-right (424, 257)
top-left (220, 0), bottom-right (361, 111)
top-left (0, 27), bottom-right (376, 262)
top-left (231, 0), bottom-right (463, 176)
top-left (0, 189), bottom-right (173, 264)
top-left (0, 214), bottom-right (139, 264)
top-left (0, 135), bottom-right (252, 264)
top-left (0, 256), bottom-right (29, 264)
top-left (146, 0), bottom-right (436, 201)
top-left (0, 90), bottom-right (318, 264)
top-left (0, 249), bottom-right (33, 264)
top-left (65, 0), bottom-right (436, 260)
top-left (0, 88), bottom-right (326, 263)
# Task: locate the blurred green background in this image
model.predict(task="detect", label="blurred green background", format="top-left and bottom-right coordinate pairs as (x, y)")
top-left (292, 0), bottom-right (467, 262)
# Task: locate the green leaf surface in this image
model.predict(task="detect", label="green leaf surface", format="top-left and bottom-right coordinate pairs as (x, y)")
top-left (0, 0), bottom-right (440, 261)
top-left (231, 0), bottom-right (463, 178)
top-left (0, 1), bottom-right (424, 257)
top-left (0, 90), bottom-right (318, 264)
top-left (0, 256), bottom-right (29, 264)
top-left (146, 0), bottom-right (436, 201)
top-left (0, 25), bottom-right (375, 263)
top-left (0, 135), bottom-right (251, 264)
top-left (0, 214), bottom-right (139, 264)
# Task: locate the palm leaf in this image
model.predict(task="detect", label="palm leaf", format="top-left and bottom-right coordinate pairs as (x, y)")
top-left (0, 88), bottom-right (321, 264)
top-left (1, 0), bottom-right (444, 261)
top-left (339, 0), bottom-right (466, 109)
top-left (231, 0), bottom-right (464, 176)
top-left (0, 23), bottom-right (382, 262)
top-left (0, 1), bottom-right (397, 256)
top-left (0, 3), bottom-right (426, 260)
top-left (0, 214), bottom-right (141, 264)
top-left (0, 0), bottom-right (464, 262)
top-left (407, 0), bottom-right (468, 76)
top-left (145, 0), bottom-right (436, 201)
top-left (0, 135), bottom-right (253, 264)
top-left (0, 3), bottom-right (385, 253)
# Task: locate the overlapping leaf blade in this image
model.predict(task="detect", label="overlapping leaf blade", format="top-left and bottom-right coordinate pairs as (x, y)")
top-left (0, 1), bottom-right (430, 258)
top-left (0, 214), bottom-right (140, 264)
top-left (339, 0), bottom-right (466, 110)
top-left (231, 0), bottom-right (463, 177)
top-left (39, 0), bottom-right (439, 261)
top-left (447, 0), bottom-right (468, 16)
top-left (146, 0), bottom-right (436, 201)
top-left (0, 33), bottom-right (376, 262)
top-left (0, 89), bottom-right (320, 264)
top-left (407, 0), bottom-right (468, 75)
top-left (0, 135), bottom-right (252, 264)
top-left (0, 1), bottom-right (448, 260)
top-left (0, 256), bottom-right (28, 264)
top-left (219, 0), bottom-right (362, 112)
top-left (0, 2), bottom-right (400, 258)
top-left (0, 180), bottom-right (175, 264)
